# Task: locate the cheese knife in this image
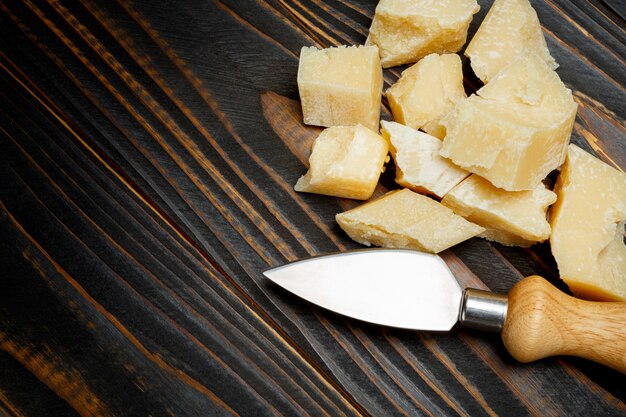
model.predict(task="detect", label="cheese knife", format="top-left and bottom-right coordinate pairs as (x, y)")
top-left (263, 249), bottom-right (626, 373)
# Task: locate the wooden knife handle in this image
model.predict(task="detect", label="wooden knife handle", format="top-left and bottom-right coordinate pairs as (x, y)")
top-left (501, 276), bottom-right (626, 374)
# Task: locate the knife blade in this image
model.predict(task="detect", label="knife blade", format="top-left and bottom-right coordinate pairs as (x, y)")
top-left (264, 249), bottom-right (626, 373)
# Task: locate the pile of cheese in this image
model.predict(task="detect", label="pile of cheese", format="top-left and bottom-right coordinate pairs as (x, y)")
top-left (294, 0), bottom-right (626, 302)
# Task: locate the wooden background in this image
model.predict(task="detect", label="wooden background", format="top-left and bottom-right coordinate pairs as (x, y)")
top-left (1, 0), bottom-right (625, 415)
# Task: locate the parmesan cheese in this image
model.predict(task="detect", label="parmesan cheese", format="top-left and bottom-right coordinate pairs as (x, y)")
top-left (386, 53), bottom-right (466, 138)
top-left (550, 145), bottom-right (626, 301)
top-left (295, 125), bottom-right (388, 200)
top-left (465, 0), bottom-right (557, 83)
top-left (297, 45), bottom-right (382, 130)
top-left (366, 0), bottom-right (479, 68)
top-left (336, 189), bottom-right (484, 253)
top-left (442, 174), bottom-right (556, 246)
top-left (381, 121), bottom-right (468, 198)
top-left (440, 52), bottom-right (577, 191)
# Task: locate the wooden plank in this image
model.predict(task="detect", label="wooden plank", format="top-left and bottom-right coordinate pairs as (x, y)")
top-left (0, 59), bottom-right (361, 417)
top-left (1, 0), bottom-right (624, 415)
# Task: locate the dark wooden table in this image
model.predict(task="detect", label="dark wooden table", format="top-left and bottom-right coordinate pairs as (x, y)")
top-left (1, 1), bottom-right (625, 416)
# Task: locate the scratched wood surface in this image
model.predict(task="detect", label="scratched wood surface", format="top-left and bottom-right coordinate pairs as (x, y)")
top-left (0, 0), bottom-right (625, 416)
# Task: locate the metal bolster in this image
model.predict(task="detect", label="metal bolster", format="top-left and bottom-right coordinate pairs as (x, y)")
top-left (459, 288), bottom-right (508, 332)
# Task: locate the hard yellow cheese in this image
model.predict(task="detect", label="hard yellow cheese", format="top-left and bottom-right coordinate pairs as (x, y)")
top-left (381, 121), bottom-right (468, 198)
top-left (465, 0), bottom-right (557, 83)
top-left (336, 189), bottom-right (484, 253)
top-left (550, 144), bottom-right (626, 301)
top-left (440, 52), bottom-right (577, 191)
top-left (442, 174), bottom-right (556, 247)
top-left (386, 53), bottom-right (466, 138)
top-left (297, 45), bottom-right (382, 130)
top-left (366, 0), bottom-right (479, 68)
top-left (294, 125), bottom-right (388, 200)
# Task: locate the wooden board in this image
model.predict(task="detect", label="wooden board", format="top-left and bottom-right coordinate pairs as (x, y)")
top-left (0, 0), bottom-right (624, 415)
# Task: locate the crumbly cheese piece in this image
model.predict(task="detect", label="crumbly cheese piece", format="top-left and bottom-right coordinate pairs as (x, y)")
top-left (381, 121), bottom-right (468, 198)
top-left (294, 125), bottom-right (388, 200)
top-left (366, 0), bottom-right (479, 68)
top-left (465, 0), bottom-right (557, 83)
top-left (386, 53), bottom-right (466, 138)
top-left (442, 174), bottom-right (556, 247)
top-left (550, 144), bottom-right (626, 301)
top-left (297, 45), bottom-right (382, 130)
top-left (336, 189), bottom-right (484, 253)
top-left (440, 52), bottom-right (577, 191)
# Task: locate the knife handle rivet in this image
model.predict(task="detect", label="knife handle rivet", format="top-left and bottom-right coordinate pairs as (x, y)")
top-left (459, 288), bottom-right (508, 332)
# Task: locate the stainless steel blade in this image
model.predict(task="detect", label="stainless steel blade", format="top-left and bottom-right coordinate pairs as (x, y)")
top-left (263, 249), bottom-right (463, 331)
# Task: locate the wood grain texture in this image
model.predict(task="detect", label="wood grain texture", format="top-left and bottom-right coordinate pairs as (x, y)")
top-left (0, 0), bottom-right (624, 416)
top-left (502, 276), bottom-right (626, 373)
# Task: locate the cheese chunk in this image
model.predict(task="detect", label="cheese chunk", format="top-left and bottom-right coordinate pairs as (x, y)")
top-left (465, 0), bottom-right (557, 83)
top-left (381, 121), bottom-right (469, 198)
top-left (442, 175), bottom-right (556, 247)
top-left (336, 189), bottom-right (484, 253)
top-left (440, 52), bottom-right (577, 191)
top-left (550, 145), bottom-right (626, 301)
top-left (294, 125), bottom-right (388, 200)
top-left (386, 53), bottom-right (466, 138)
top-left (366, 0), bottom-right (479, 68)
top-left (297, 45), bottom-right (382, 130)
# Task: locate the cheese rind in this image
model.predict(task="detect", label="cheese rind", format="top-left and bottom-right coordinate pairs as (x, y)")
top-left (294, 125), bottom-right (388, 200)
top-left (465, 0), bottom-right (557, 83)
top-left (366, 0), bottom-right (479, 68)
top-left (381, 121), bottom-right (469, 198)
top-left (386, 53), bottom-right (466, 138)
top-left (440, 52), bottom-right (577, 191)
top-left (336, 189), bottom-right (484, 253)
top-left (550, 145), bottom-right (626, 301)
top-left (442, 174), bottom-right (556, 246)
top-left (297, 45), bottom-right (382, 130)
